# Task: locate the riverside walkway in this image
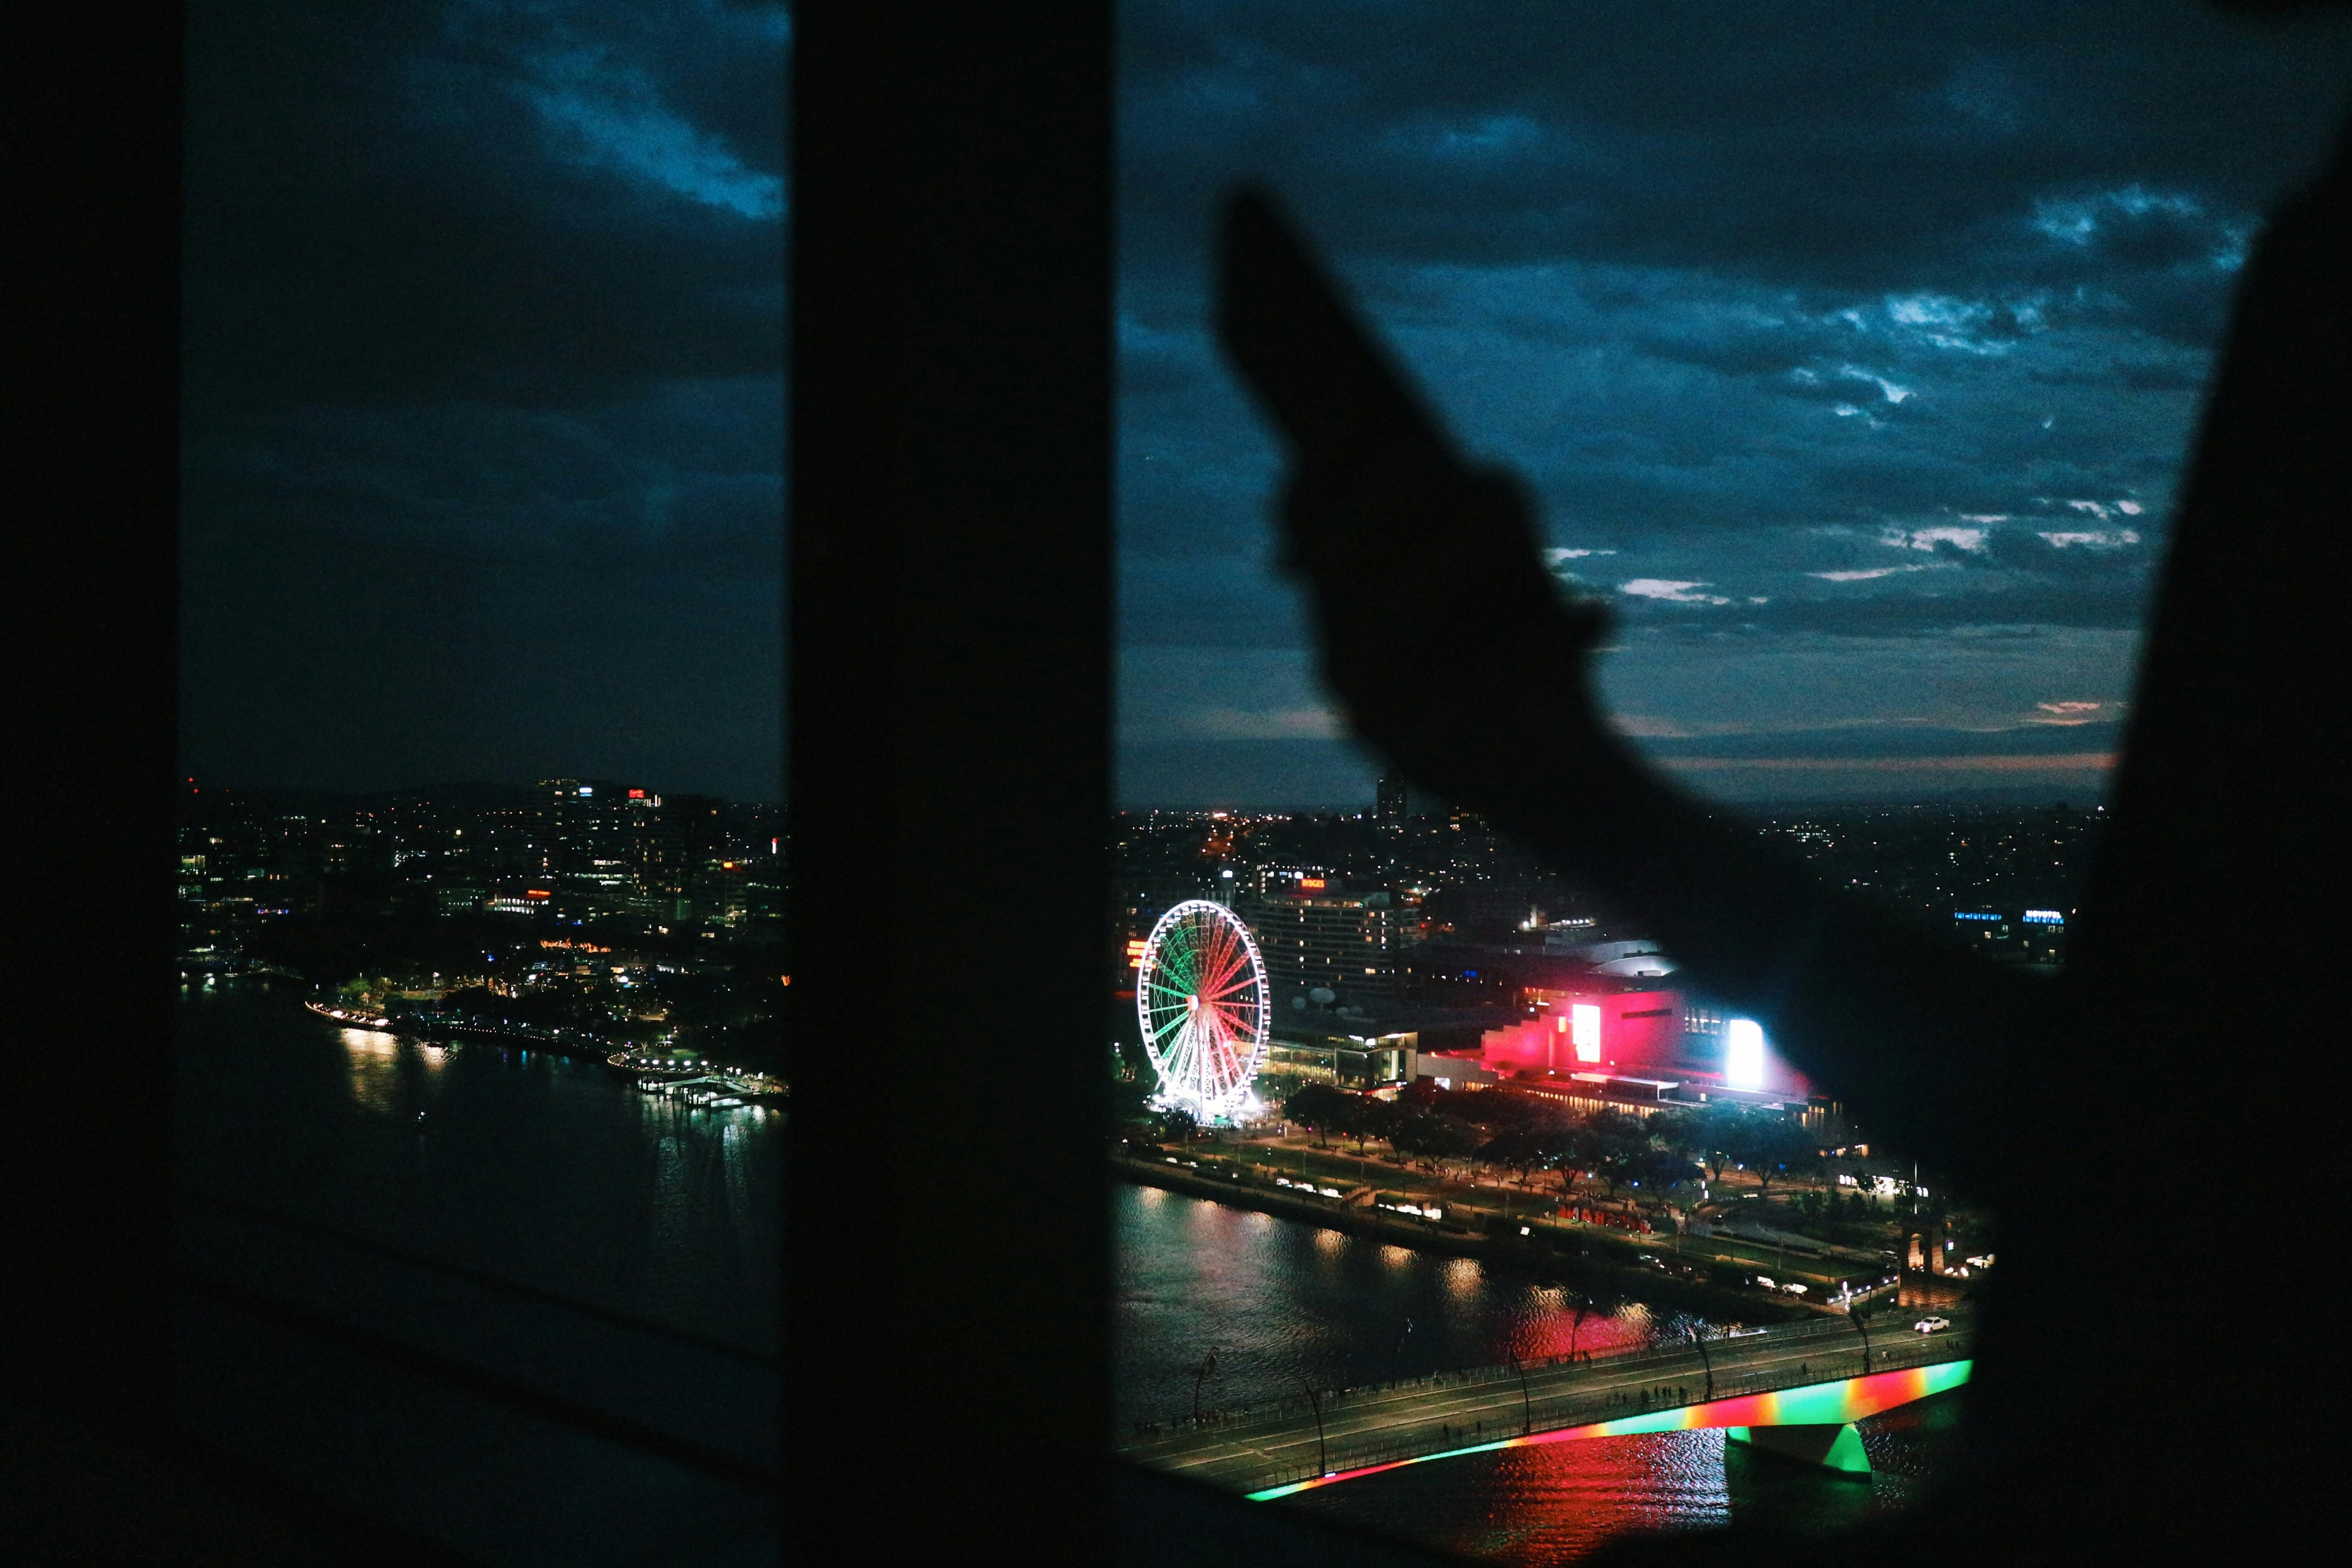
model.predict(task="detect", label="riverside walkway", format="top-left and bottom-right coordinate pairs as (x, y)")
top-left (1118, 1306), bottom-right (1975, 1497)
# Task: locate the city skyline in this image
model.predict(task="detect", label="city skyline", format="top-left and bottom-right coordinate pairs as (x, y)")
top-left (180, 3), bottom-right (2352, 805)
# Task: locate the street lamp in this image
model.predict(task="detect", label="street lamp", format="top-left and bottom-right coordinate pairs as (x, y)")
top-left (1690, 1324), bottom-right (1714, 1402)
top-left (1193, 1349), bottom-right (1217, 1423)
top-left (1509, 1350), bottom-right (1532, 1435)
top-left (1294, 1373), bottom-right (1328, 1479)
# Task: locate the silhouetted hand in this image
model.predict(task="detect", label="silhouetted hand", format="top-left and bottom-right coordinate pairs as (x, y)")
top-left (1280, 449), bottom-right (1617, 815)
top-left (1225, 188), bottom-right (2047, 1203)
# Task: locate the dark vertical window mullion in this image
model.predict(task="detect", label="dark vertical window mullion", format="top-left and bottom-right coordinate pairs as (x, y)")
top-left (13, 1), bottom-right (182, 1440)
top-left (788, 4), bottom-right (1113, 1561)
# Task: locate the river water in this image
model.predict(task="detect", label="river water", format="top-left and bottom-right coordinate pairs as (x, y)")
top-left (176, 987), bottom-right (1959, 1563)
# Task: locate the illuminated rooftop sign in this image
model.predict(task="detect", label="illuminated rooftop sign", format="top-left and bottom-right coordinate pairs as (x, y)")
top-left (2022, 910), bottom-right (2063, 924)
top-left (1954, 912), bottom-right (2000, 921)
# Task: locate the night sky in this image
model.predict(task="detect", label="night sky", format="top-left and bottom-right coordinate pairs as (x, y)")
top-left (180, 2), bottom-right (2352, 807)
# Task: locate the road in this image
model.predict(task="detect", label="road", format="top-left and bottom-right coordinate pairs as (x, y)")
top-left (1117, 1306), bottom-right (1975, 1495)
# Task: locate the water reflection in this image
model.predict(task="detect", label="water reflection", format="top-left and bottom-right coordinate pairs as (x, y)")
top-left (190, 990), bottom-right (1955, 1561)
top-left (339, 1027), bottom-right (403, 1114)
top-left (1280, 1392), bottom-right (1968, 1564)
top-left (1291, 1432), bottom-right (1732, 1564)
top-left (721, 1121), bottom-right (750, 1217)
top-left (635, 1098), bottom-right (768, 1328)
top-left (1115, 1186), bottom-right (1707, 1431)
top-left (185, 990), bottom-right (781, 1354)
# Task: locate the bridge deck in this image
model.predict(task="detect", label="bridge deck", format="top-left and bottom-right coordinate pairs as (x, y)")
top-left (1118, 1309), bottom-right (1975, 1497)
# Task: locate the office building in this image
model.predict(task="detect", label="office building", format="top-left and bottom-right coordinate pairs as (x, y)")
top-left (1241, 884), bottom-right (1414, 1005)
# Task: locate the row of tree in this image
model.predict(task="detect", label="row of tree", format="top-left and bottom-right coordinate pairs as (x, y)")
top-left (1278, 1081), bottom-right (1826, 1209)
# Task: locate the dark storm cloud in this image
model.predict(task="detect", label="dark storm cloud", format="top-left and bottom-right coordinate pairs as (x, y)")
top-left (181, 1), bottom-right (788, 799)
top-left (183, 0), bottom-right (787, 412)
top-left (1119, 0), bottom-right (2340, 286)
top-left (181, 3), bottom-right (2349, 806)
top-left (1114, 0), bottom-right (2352, 805)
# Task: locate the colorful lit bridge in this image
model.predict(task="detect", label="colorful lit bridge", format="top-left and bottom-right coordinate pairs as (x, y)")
top-left (1117, 1307), bottom-right (1976, 1498)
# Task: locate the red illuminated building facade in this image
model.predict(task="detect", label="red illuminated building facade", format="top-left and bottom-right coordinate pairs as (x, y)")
top-left (1423, 970), bottom-right (1827, 1124)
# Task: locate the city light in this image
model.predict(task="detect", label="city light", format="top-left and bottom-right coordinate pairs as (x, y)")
top-left (1246, 1362), bottom-right (1975, 1501)
top-left (1726, 1019), bottom-right (1766, 1088)
top-left (1571, 1003), bottom-right (1601, 1063)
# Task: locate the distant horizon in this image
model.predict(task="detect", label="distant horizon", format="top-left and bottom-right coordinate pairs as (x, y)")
top-left (185, 771), bottom-right (2103, 818)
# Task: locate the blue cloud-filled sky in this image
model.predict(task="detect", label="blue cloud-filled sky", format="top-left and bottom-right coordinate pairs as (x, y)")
top-left (180, 1), bottom-right (2352, 806)
top-left (1115, 0), bottom-right (2352, 805)
top-left (182, 0), bottom-right (791, 799)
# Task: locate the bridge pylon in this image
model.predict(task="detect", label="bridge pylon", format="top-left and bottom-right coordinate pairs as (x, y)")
top-left (1726, 1421), bottom-right (1871, 1476)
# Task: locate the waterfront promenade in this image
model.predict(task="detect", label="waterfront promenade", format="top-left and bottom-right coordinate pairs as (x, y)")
top-left (1115, 1151), bottom-right (1842, 1326)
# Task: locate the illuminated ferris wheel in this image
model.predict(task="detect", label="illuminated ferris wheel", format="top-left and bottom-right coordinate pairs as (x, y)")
top-left (1136, 899), bottom-right (1271, 1122)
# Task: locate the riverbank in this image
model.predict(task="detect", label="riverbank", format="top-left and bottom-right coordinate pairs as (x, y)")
top-left (401, 1014), bottom-right (617, 1062)
top-left (1113, 1153), bottom-right (1811, 1326)
top-left (1146, 1130), bottom-right (1924, 1291)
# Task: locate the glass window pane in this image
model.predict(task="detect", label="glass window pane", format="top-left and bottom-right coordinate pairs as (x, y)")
top-left (177, 4), bottom-right (789, 1560)
top-left (1113, 3), bottom-right (2350, 1558)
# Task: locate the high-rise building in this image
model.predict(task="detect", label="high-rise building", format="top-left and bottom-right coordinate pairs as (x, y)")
top-left (1375, 770), bottom-right (1407, 828)
top-left (537, 779), bottom-right (590, 877)
top-left (666, 794), bottom-right (728, 875)
top-left (535, 779), bottom-right (638, 910)
top-left (1109, 871), bottom-right (1215, 987)
top-left (1241, 885), bottom-right (1414, 1004)
top-left (623, 788), bottom-right (678, 898)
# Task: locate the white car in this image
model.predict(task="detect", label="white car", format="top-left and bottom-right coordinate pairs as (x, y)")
top-left (1913, 1316), bottom-right (1951, 1334)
